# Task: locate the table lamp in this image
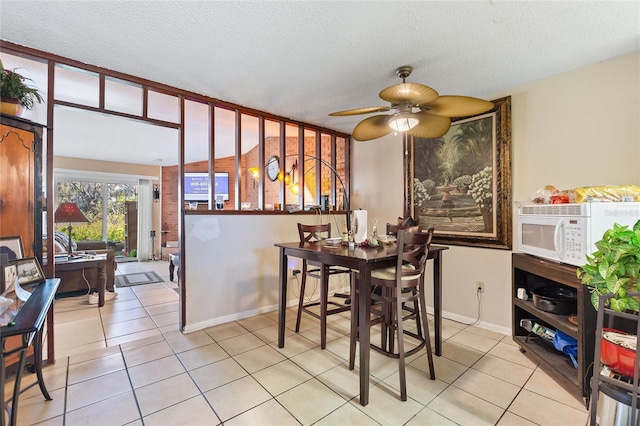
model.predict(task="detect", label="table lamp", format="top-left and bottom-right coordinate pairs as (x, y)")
top-left (54, 202), bottom-right (89, 258)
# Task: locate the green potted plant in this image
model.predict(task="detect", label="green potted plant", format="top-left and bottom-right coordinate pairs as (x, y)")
top-left (577, 220), bottom-right (640, 312)
top-left (0, 59), bottom-right (44, 116)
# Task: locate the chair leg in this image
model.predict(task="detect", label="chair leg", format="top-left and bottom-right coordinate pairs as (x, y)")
top-left (380, 291), bottom-right (389, 352)
top-left (320, 265), bottom-right (328, 349)
top-left (295, 263), bottom-right (308, 333)
top-left (388, 289), bottom-right (397, 355)
top-left (413, 291), bottom-right (422, 339)
top-left (418, 283), bottom-right (436, 380)
top-left (395, 287), bottom-right (407, 401)
top-left (349, 273), bottom-right (358, 370)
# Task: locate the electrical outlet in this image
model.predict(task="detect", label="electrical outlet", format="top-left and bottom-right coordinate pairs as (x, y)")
top-left (290, 267), bottom-right (300, 278)
top-left (476, 281), bottom-right (485, 293)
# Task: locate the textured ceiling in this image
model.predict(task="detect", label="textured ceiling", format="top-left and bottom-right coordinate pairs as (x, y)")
top-left (1, 1), bottom-right (639, 164)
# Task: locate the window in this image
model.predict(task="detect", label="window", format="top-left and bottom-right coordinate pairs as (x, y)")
top-left (55, 179), bottom-right (137, 254)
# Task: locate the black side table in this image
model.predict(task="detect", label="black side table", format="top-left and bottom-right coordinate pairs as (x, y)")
top-left (1, 278), bottom-right (60, 426)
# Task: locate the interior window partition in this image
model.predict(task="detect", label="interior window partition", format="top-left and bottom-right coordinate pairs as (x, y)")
top-left (1, 40), bottom-right (352, 333)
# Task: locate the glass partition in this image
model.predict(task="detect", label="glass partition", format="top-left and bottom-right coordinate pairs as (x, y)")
top-left (284, 124), bottom-right (299, 210)
top-left (302, 128), bottom-right (317, 208)
top-left (55, 64), bottom-right (99, 108)
top-left (336, 136), bottom-right (348, 210)
top-left (105, 77), bottom-right (143, 116)
top-left (147, 90), bottom-right (179, 123)
top-left (263, 119), bottom-right (281, 210)
top-left (0, 52), bottom-right (48, 124)
top-left (214, 106), bottom-right (236, 209)
top-left (240, 113), bottom-right (259, 211)
top-left (319, 132), bottom-right (334, 210)
top-left (184, 99), bottom-right (210, 209)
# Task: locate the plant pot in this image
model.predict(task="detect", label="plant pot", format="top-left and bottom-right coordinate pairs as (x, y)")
top-left (0, 98), bottom-right (24, 117)
top-left (601, 328), bottom-right (638, 378)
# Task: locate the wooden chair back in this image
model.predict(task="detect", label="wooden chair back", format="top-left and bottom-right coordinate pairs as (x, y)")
top-left (395, 227), bottom-right (435, 282)
top-left (298, 223), bottom-right (331, 243)
top-left (386, 223), bottom-right (422, 236)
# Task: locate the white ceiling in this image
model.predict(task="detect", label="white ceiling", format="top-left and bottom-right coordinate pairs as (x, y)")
top-left (1, 1), bottom-right (638, 166)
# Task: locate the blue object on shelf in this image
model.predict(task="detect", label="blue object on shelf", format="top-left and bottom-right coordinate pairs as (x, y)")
top-left (553, 329), bottom-right (578, 368)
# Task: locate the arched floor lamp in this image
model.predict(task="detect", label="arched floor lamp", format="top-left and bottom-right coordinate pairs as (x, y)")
top-left (284, 154), bottom-right (351, 232)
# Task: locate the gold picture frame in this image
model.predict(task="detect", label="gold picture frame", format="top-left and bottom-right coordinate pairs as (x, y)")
top-left (405, 96), bottom-right (512, 249)
top-left (0, 235), bottom-right (24, 260)
top-left (12, 256), bottom-right (46, 286)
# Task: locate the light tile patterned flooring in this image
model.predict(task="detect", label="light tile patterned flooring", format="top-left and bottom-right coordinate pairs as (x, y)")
top-left (4, 260), bottom-right (589, 425)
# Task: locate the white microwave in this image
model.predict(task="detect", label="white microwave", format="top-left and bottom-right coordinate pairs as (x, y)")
top-left (517, 202), bottom-right (640, 266)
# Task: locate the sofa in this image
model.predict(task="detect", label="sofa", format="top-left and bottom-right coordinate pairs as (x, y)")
top-left (44, 232), bottom-right (118, 294)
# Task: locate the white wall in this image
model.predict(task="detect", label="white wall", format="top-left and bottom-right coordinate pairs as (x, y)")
top-left (353, 51), bottom-right (640, 333)
top-left (183, 213), bottom-right (350, 331)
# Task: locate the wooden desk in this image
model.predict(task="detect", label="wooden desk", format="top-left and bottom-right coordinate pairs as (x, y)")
top-left (53, 256), bottom-right (107, 306)
top-left (1, 278), bottom-right (60, 426)
top-left (275, 241), bottom-right (447, 406)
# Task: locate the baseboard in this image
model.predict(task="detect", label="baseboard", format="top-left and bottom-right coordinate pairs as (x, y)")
top-left (182, 299), bottom-right (300, 333)
top-left (183, 292), bottom-right (511, 337)
top-left (425, 306), bottom-right (511, 336)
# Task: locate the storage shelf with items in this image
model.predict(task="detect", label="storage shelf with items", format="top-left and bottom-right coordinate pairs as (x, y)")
top-left (589, 293), bottom-right (640, 426)
top-left (512, 253), bottom-right (596, 406)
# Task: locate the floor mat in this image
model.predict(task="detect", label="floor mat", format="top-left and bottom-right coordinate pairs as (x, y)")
top-left (115, 271), bottom-right (164, 287)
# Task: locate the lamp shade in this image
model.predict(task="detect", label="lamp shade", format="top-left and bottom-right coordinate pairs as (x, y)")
top-left (54, 203), bottom-right (89, 223)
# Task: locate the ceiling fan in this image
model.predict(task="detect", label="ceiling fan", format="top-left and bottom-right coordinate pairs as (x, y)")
top-left (329, 66), bottom-right (495, 141)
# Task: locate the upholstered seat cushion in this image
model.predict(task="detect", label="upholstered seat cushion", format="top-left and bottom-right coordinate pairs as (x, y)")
top-left (371, 264), bottom-right (420, 281)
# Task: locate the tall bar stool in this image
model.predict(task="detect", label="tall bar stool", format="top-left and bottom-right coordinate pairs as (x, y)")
top-left (382, 223), bottom-right (423, 353)
top-left (295, 223), bottom-right (351, 349)
top-left (349, 228), bottom-right (436, 401)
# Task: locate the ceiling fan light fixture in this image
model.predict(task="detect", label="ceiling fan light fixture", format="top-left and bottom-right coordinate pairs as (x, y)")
top-left (388, 113), bottom-right (419, 132)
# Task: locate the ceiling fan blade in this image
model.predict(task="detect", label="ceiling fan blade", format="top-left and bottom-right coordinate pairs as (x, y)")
top-left (352, 115), bottom-right (393, 141)
top-left (407, 111), bottom-right (451, 139)
top-left (425, 95), bottom-right (494, 117)
top-left (329, 106), bottom-right (391, 116)
top-left (379, 83), bottom-right (439, 105)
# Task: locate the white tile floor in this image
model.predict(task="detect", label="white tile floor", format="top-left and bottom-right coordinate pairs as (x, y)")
top-left (4, 260), bottom-right (589, 425)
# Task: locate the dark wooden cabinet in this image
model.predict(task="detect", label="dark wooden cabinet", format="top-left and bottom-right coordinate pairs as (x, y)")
top-left (0, 114), bottom-right (44, 262)
top-left (512, 253), bottom-right (596, 406)
top-left (0, 114), bottom-right (45, 371)
top-left (124, 201), bottom-right (137, 253)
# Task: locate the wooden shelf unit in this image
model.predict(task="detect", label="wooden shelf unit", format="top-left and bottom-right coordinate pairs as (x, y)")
top-left (512, 253), bottom-right (597, 406)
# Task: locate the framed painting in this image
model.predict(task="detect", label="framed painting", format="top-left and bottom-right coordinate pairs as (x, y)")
top-left (2, 264), bottom-right (18, 294)
top-left (0, 236), bottom-right (24, 260)
top-left (13, 257), bottom-right (45, 286)
top-left (405, 96), bottom-right (512, 249)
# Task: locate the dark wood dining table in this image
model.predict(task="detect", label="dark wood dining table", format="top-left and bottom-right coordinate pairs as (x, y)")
top-left (275, 240), bottom-right (447, 406)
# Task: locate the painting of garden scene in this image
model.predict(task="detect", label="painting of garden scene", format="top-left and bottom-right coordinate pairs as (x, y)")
top-left (408, 96), bottom-right (511, 249)
top-left (412, 113), bottom-right (496, 236)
